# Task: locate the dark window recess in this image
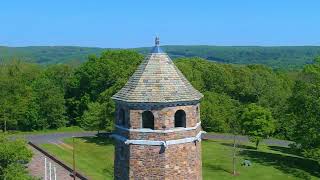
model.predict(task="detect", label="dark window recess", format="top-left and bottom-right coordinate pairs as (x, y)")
top-left (119, 146), bottom-right (125, 160)
top-left (196, 106), bottom-right (200, 123)
top-left (142, 111), bottom-right (154, 129)
top-left (175, 110), bottom-right (186, 128)
top-left (119, 109), bottom-right (126, 126)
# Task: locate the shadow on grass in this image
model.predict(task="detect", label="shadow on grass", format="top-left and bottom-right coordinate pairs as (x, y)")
top-left (77, 136), bottom-right (114, 146)
top-left (103, 166), bottom-right (114, 178)
top-left (220, 143), bottom-right (256, 150)
top-left (240, 149), bottom-right (320, 179)
top-left (268, 145), bottom-right (301, 157)
top-left (204, 164), bottom-right (231, 174)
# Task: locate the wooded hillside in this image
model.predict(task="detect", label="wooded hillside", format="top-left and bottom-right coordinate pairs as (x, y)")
top-left (1, 46), bottom-right (320, 69)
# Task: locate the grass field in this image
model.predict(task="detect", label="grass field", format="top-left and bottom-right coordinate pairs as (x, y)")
top-left (40, 137), bottom-right (320, 180)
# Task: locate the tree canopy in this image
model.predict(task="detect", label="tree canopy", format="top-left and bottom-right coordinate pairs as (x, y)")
top-left (0, 50), bottom-right (319, 163)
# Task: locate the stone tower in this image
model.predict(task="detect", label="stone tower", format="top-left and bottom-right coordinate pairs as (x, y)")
top-left (111, 37), bottom-right (204, 180)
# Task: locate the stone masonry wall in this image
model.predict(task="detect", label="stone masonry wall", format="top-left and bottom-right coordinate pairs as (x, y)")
top-left (114, 102), bottom-right (202, 180)
top-left (129, 142), bottom-right (202, 180)
top-left (126, 104), bottom-right (200, 130)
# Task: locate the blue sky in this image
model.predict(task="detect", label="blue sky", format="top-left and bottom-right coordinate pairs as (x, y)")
top-left (0, 0), bottom-right (319, 47)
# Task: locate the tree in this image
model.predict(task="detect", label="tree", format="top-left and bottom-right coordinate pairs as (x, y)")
top-left (81, 102), bottom-right (114, 132)
top-left (0, 135), bottom-right (33, 179)
top-left (32, 76), bottom-right (66, 129)
top-left (241, 103), bottom-right (275, 149)
top-left (3, 164), bottom-right (36, 180)
top-left (289, 57), bottom-right (320, 163)
top-left (66, 50), bottom-right (143, 128)
top-left (201, 92), bottom-right (240, 132)
top-left (0, 61), bottom-right (40, 131)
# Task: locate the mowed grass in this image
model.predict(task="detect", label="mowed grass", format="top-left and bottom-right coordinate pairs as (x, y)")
top-left (40, 137), bottom-right (320, 180)
top-left (41, 137), bottom-right (114, 179)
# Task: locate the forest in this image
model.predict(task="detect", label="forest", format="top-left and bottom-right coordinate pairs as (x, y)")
top-left (0, 50), bottom-right (319, 165)
top-left (1, 45), bottom-right (320, 69)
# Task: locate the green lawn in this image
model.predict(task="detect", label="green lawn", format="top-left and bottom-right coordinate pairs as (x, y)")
top-left (40, 137), bottom-right (320, 180)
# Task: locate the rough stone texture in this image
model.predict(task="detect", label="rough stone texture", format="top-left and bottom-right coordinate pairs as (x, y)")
top-left (116, 104), bottom-right (200, 130)
top-left (128, 142), bottom-right (202, 180)
top-left (114, 103), bottom-right (202, 180)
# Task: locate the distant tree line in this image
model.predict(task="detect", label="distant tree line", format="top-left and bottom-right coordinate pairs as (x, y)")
top-left (2, 45), bottom-right (320, 69)
top-left (0, 50), bottom-right (319, 163)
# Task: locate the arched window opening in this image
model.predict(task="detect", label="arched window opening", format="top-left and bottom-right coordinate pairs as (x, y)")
top-left (142, 111), bottom-right (154, 129)
top-left (196, 106), bottom-right (200, 123)
top-left (119, 109), bottom-right (126, 126)
top-left (175, 110), bottom-right (186, 128)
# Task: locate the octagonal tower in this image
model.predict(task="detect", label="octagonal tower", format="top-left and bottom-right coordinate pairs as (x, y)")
top-left (111, 37), bottom-right (204, 180)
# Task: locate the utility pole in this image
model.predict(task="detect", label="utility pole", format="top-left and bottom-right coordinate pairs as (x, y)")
top-left (54, 166), bottom-right (57, 180)
top-left (49, 162), bottom-right (52, 180)
top-left (72, 136), bottom-right (76, 180)
top-left (232, 133), bottom-right (236, 175)
top-left (45, 158), bottom-right (47, 180)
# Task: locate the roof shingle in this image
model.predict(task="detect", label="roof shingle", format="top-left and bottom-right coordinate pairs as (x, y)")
top-left (112, 39), bottom-right (203, 103)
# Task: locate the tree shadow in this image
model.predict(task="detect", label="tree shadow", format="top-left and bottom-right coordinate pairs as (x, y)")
top-left (77, 136), bottom-right (114, 146)
top-left (204, 164), bottom-right (231, 174)
top-left (239, 149), bottom-right (320, 179)
top-left (268, 145), bottom-right (301, 157)
top-left (103, 166), bottom-right (114, 178)
top-left (220, 143), bottom-right (256, 150)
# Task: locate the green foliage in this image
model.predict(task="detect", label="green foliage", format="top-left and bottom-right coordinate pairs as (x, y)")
top-left (201, 92), bottom-right (240, 132)
top-left (0, 61), bottom-right (41, 131)
top-left (240, 104), bottom-right (276, 149)
top-left (289, 58), bottom-right (320, 163)
top-left (175, 58), bottom-right (292, 136)
top-left (0, 61), bottom-right (68, 131)
top-left (3, 164), bottom-right (36, 180)
top-left (138, 46), bottom-right (320, 69)
top-left (2, 45), bottom-right (320, 69)
top-left (32, 76), bottom-right (66, 129)
top-left (0, 135), bottom-right (33, 179)
top-left (81, 102), bottom-right (114, 131)
top-left (1, 48), bottom-right (320, 164)
top-left (0, 46), bottom-right (104, 64)
top-left (66, 50), bottom-right (143, 130)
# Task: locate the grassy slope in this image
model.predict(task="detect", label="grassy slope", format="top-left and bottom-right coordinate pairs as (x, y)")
top-left (41, 137), bottom-right (320, 180)
top-left (1, 46), bottom-right (320, 68)
top-left (41, 137), bottom-right (114, 179)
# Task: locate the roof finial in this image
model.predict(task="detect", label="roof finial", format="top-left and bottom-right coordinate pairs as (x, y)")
top-left (155, 36), bottom-right (160, 46)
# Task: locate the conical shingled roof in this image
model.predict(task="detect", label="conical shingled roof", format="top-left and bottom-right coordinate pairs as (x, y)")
top-left (112, 37), bottom-right (203, 103)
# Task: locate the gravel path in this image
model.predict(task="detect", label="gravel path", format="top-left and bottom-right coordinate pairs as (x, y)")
top-left (27, 145), bottom-right (79, 180)
top-left (20, 132), bottom-right (97, 144)
top-left (203, 133), bottom-right (293, 147)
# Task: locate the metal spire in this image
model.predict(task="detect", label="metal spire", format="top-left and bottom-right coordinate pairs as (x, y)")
top-left (155, 36), bottom-right (160, 46)
top-left (151, 36), bottom-right (163, 53)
